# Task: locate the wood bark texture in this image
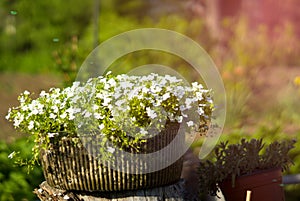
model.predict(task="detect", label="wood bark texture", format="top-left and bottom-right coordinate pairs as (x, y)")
top-left (34, 180), bottom-right (192, 201)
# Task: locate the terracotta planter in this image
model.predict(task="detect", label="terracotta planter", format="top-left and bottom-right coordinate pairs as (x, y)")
top-left (40, 123), bottom-right (184, 192)
top-left (219, 168), bottom-right (285, 201)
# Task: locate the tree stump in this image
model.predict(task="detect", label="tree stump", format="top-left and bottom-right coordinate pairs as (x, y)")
top-left (34, 180), bottom-right (195, 201)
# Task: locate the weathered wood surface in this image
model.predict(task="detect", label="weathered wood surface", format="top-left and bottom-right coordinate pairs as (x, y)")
top-left (34, 180), bottom-right (194, 201)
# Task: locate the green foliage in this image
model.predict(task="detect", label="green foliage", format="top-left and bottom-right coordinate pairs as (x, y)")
top-left (212, 16), bottom-right (300, 130)
top-left (95, 13), bottom-right (210, 84)
top-left (219, 125), bottom-right (300, 176)
top-left (1, 0), bottom-right (300, 197)
top-left (198, 138), bottom-right (296, 197)
top-left (0, 138), bottom-right (43, 201)
top-left (219, 16), bottom-right (300, 69)
top-left (52, 36), bottom-right (84, 86)
top-left (6, 73), bottom-right (213, 170)
top-left (222, 69), bottom-right (251, 128)
top-left (97, 5), bottom-right (142, 42)
top-left (111, 0), bottom-right (187, 20)
top-left (264, 83), bottom-right (300, 128)
top-left (0, 0), bottom-right (93, 73)
top-left (1, 0), bottom-right (300, 199)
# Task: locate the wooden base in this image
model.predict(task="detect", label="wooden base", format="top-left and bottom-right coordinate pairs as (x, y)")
top-left (34, 180), bottom-right (196, 201)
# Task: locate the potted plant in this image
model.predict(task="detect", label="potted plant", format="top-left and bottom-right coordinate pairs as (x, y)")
top-left (198, 138), bottom-right (295, 201)
top-left (6, 72), bottom-right (214, 191)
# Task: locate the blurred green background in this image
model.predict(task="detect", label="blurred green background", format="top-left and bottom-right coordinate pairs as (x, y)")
top-left (1, 0), bottom-right (300, 200)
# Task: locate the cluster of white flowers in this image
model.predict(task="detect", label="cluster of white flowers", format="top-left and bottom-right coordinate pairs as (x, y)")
top-left (6, 82), bottom-right (82, 136)
top-left (6, 73), bottom-right (213, 151)
top-left (72, 73), bottom-right (213, 137)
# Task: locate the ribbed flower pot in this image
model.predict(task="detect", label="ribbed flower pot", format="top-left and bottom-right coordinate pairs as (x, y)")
top-left (219, 168), bottom-right (285, 201)
top-left (40, 123), bottom-right (184, 192)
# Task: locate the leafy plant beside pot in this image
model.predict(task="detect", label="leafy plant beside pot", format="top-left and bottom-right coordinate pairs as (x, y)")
top-left (6, 72), bottom-right (214, 191)
top-left (198, 138), bottom-right (296, 201)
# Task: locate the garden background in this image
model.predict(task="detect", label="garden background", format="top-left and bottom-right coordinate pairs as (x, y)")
top-left (1, 0), bottom-right (300, 200)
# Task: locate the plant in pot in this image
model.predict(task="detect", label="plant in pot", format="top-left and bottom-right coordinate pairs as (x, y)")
top-left (6, 72), bottom-right (214, 192)
top-left (198, 138), bottom-right (295, 201)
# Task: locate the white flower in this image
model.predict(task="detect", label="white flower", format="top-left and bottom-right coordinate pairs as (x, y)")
top-left (39, 90), bottom-right (47, 97)
top-left (30, 101), bottom-right (44, 115)
top-left (107, 78), bottom-right (116, 86)
top-left (162, 93), bottom-right (170, 101)
top-left (176, 116), bottom-right (183, 123)
top-left (174, 86), bottom-right (185, 98)
top-left (50, 88), bottom-right (60, 94)
top-left (5, 109), bottom-right (11, 120)
top-left (8, 151), bottom-right (16, 159)
top-left (185, 98), bottom-right (197, 109)
top-left (71, 81), bottom-right (80, 89)
top-left (23, 90), bottom-right (30, 95)
top-left (146, 107), bottom-right (157, 119)
top-left (60, 112), bottom-right (67, 119)
top-left (140, 128), bottom-right (148, 135)
top-left (94, 113), bottom-right (104, 119)
top-left (51, 105), bottom-right (59, 113)
top-left (96, 92), bottom-right (103, 99)
top-left (158, 78), bottom-right (167, 86)
top-left (102, 97), bottom-right (112, 106)
top-left (48, 133), bottom-right (58, 138)
top-left (115, 99), bottom-right (125, 107)
top-left (179, 105), bottom-right (187, 111)
top-left (84, 111), bottom-right (92, 118)
top-left (66, 107), bottom-right (80, 120)
top-left (113, 92), bottom-right (122, 99)
top-left (92, 105), bottom-right (99, 110)
top-left (21, 105), bottom-right (29, 111)
top-left (107, 146), bottom-right (115, 153)
top-left (165, 75), bottom-right (179, 83)
top-left (197, 107), bottom-right (204, 115)
top-left (153, 98), bottom-right (162, 106)
top-left (63, 195), bottom-right (70, 200)
top-left (28, 121), bottom-right (35, 130)
top-left (66, 107), bottom-right (75, 114)
top-left (13, 113), bottom-right (24, 127)
top-left (104, 83), bottom-right (111, 90)
top-left (142, 87), bottom-right (149, 94)
top-left (19, 96), bottom-right (26, 103)
top-left (195, 91), bottom-right (203, 100)
top-left (192, 82), bottom-right (203, 89)
top-left (50, 113), bottom-right (57, 119)
top-left (187, 121), bottom-right (194, 127)
top-left (31, 109), bottom-right (39, 115)
top-left (99, 124), bottom-right (105, 130)
top-left (151, 85), bottom-right (162, 93)
top-left (53, 99), bottom-right (61, 105)
top-left (120, 81), bottom-right (134, 89)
